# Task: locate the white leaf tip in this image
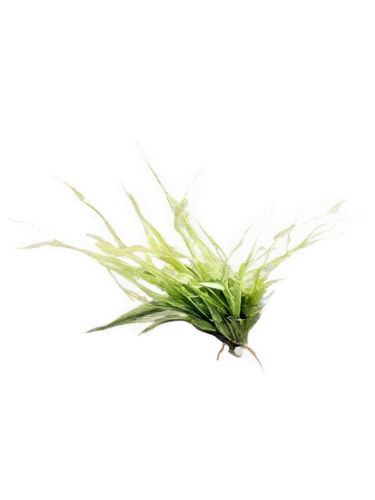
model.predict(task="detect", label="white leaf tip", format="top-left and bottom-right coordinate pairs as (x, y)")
top-left (115, 177), bottom-right (126, 190)
top-left (5, 215), bottom-right (24, 225)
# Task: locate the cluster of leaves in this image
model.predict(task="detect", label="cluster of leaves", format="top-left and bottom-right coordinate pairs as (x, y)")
top-left (10, 141), bottom-right (358, 346)
top-left (73, 196), bottom-right (264, 345)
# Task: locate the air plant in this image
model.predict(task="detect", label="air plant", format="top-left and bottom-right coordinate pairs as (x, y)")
top-left (18, 149), bottom-right (346, 368)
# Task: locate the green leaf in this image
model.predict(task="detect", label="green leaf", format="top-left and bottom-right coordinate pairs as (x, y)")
top-left (203, 304), bottom-right (234, 341)
top-left (219, 262), bottom-right (230, 282)
top-left (86, 303), bottom-right (167, 333)
top-left (139, 314), bottom-right (187, 334)
top-left (205, 302), bottom-right (224, 325)
top-left (190, 318), bottom-right (217, 332)
top-left (198, 282), bottom-right (225, 290)
top-left (223, 283), bottom-right (235, 316)
top-left (231, 281), bottom-right (242, 317)
top-left (106, 270), bottom-right (149, 303)
top-left (192, 286), bottom-right (228, 315)
top-left (184, 295), bottom-right (211, 320)
top-left (158, 254), bottom-right (194, 278)
top-left (226, 316), bottom-right (248, 343)
top-left (156, 299), bottom-right (195, 317)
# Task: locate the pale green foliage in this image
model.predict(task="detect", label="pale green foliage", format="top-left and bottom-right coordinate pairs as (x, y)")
top-left (20, 154), bottom-right (346, 355)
